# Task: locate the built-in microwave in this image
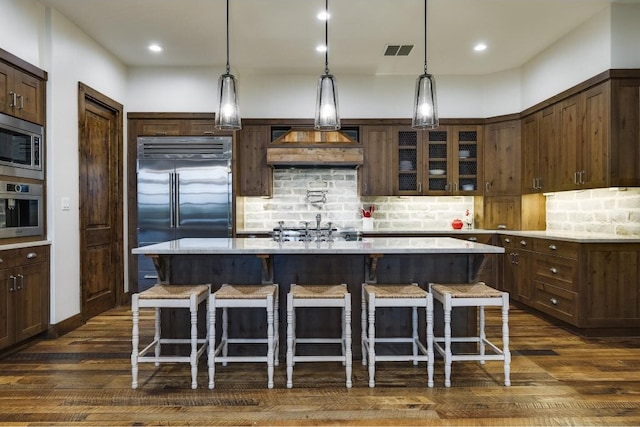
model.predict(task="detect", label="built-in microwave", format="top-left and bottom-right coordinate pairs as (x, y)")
top-left (0, 180), bottom-right (43, 238)
top-left (0, 113), bottom-right (44, 180)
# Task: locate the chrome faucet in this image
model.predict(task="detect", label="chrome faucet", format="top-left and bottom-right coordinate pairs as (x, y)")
top-left (316, 213), bottom-right (322, 231)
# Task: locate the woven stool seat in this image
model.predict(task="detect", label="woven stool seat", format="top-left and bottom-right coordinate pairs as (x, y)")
top-left (139, 284), bottom-right (210, 299)
top-left (361, 283), bottom-right (434, 388)
top-left (209, 284), bottom-right (279, 389)
top-left (429, 281), bottom-right (510, 387)
top-left (287, 284), bottom-right (352, 388)
top-left (131, 283), bottom-right (211, 390)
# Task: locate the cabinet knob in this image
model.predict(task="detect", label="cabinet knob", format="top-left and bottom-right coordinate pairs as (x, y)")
top-left (550, 267), bottom-right (558, 274)
top-left (519, 240), bottom-right (527, 246)
top-left (549, 244), bottom-right (557, 250)
top-left (467, 237), bottom-right (477, 242)
top-left (0, 257), bottom-right (3, 264)
top-left (550, 297), bottom-right (558, 305)
top-left (26, 252), bottom-right (38, 259)
top-left (504, 238), bottom-right (511, 243)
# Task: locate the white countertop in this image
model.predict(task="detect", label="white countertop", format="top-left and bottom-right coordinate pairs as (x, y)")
top-left (0, 240), bottom-right (51, 250)
top-left (132, 237), bottom-right (505, 255)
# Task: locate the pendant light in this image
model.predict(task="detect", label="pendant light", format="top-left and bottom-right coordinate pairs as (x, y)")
top-left (215, 0), bottom-right (241, 130)
top-left (412, 0), bottom-right (439, 129)
top-left (314, 0), bottom-right (340, 131)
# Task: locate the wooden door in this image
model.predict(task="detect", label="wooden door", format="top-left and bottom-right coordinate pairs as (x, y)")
top-left (14, 262), bottom-right (48, 342)
top-left (521, 114), bottom-right (539, 194)
top-left (13, 69), bottom-right (43, 124)
top-left (556, 94), bottom-right (580, 191)
top-left (236, 125), bottom-right (272, 196)
top-left (538, 105), bottom-right (557, 192)
top-left (78, 83), bottom-right (123, 320)
top-left (0, 61), bottom-right (12, 116)
top-left (360, 125), bottom-right (394, 196)
top-left (483, 120), bottom-right (521, 195)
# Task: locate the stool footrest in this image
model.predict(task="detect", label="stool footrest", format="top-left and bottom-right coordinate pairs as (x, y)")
top-left (292, 355), bottom-right (347, 363)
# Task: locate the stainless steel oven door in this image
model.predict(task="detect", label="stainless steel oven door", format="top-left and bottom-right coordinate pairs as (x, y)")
top-left (0, 181), bottom-right (43, 238)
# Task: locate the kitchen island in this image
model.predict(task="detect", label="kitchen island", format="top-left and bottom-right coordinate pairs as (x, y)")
top-left (133, 237), bottom-right (505, 357)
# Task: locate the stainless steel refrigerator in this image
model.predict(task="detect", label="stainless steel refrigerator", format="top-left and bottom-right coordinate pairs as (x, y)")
top-left (136, 136), bottom-right (232, 290)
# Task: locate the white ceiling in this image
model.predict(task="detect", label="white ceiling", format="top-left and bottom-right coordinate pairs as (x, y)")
top-left (38, 0), bottom-right (630, 76)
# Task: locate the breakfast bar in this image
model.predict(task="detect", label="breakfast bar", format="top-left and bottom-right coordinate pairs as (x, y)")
top-left (133, 237), bottom-right (504, 357)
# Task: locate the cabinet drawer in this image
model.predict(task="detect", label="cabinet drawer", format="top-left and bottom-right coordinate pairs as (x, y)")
top-left (533, 255), bottom-right (578, 291)
top-left (16, 246), bottom-right (49, 265)
top-left (534, 281), bottom-right (578, 325)
top-left (533, 239), bottom-right (579, 259)
top-left (186, 120), bottom-right (217, 136)
top-left (500, 235), bottom-right (532, 249)
top-left (0, 249), bottom-right (18, 269)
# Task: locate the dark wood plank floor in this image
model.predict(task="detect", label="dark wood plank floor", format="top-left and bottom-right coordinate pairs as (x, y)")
top-left (2, 303), bottom-right (640, 426)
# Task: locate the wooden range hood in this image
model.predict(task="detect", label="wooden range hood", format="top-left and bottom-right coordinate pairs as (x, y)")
top-left (266, 129), bottom-right (363, 167)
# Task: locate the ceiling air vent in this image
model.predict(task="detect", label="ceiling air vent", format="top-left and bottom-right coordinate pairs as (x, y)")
top-left (384, 44), bottom-right (413, 56)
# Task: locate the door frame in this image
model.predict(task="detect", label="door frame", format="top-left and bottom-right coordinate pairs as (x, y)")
top-left (78, 82), bottom-right (125, 315)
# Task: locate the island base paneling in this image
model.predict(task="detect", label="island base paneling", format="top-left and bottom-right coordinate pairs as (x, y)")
top-left (150, 252), bottom-right (483, 358)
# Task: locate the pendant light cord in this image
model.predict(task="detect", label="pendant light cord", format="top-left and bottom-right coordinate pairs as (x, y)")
top-left (324, 0), bottom-right (329, 75)
top-left (423, 0), bottom-right (428, 74)
top-left (225, 0), bottom-right (230, 74)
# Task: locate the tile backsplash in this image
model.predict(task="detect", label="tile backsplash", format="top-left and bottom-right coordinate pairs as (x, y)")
top-left (239, 169), bottom-right (473, 231)
top-left (545, 187), bottom-right (640, 236)
top-left (238, 169), bottom-right (640, 236)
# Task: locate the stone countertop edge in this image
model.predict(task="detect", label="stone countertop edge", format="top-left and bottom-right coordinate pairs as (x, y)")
top-left (237, 229), bottom-right (640, 243)
top-left (0, 240), bottom-right (52, 250)
top-left (132, 237), bottom-right (506, 255)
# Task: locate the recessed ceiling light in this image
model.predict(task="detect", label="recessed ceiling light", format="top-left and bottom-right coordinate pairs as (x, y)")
top-left (316, 44), bottom-right (327, 53)
top-left (474, 43), bottom-right (487, 52)
top-left (317, 11), bottom-right (330, 20)
top-left (148, 43), bottom-right (163, 53)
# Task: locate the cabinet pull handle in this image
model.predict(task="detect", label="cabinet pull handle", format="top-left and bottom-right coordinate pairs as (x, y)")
top-left (9, 275), bottom-right (16, 292)
top-left (550, 267), bottom-right (558, 274)
top-left (26, 252), bottom-right (38, 259)
top-left (550, 297), bottom-right (558, 305)
top-left (0, 257), bottom-right (3, 264)
top-left (203, 131), bottom-right (215, 135)
top-left (10, 91), bottom-right (17, 108)
top-left (580, 170), bottom-right (586, 184)
top-left (504, 238), bottom-right (511, 243)
top-left (519, 240), bottom-right (527, 246)
top-left (549, 244), bottom-right (557, 250)
top-left (532, 178), bottom-right (537, 190)
top-left (467, 237), bottom-right (477, 242)
top-left (417, 182), bottom-right (422, 193)
top-left (485, 181), bottom-right (490, 192)
top-left (17, 274), bottom-right (23, 290)
top-left (18, 94), bottom-right (24, 110)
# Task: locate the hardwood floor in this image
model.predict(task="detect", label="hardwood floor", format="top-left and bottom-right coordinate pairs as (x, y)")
top-left (2, 303), bottom-right (640, 426)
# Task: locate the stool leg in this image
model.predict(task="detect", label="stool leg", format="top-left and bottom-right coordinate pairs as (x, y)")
top-left (443, 293), bottom-right (452, 388)
top-left (286, 292), bottom-right (294, 389)
top-left (131, 294), bottom-right (139, 389)
top-left (221, 307), bottom-right (229, 367)
top-left (208, 295), bottom-right (216, 389)
top-left (154, 307), bottom-right (161, 366)
top-left (266, 294), bottom-right (275, 389)
top-left (361, 288), bottom-right (367, 366)
top-left (426, 294), bottom-right (434, 388)
top-left (411, 306), bottom-right (419, 366)
top-left (189, 294), bottom-right (198, 390)
top-left (274, 289), bottom-right (280, 367)
top-left (367, 293), bottom-right (375, 387)
top-left (502, 293), bottom-right (511, 386)
top-left (479, 305), bottom-right (486, 365)
top-left (344, 292), bottom-right (352, 389)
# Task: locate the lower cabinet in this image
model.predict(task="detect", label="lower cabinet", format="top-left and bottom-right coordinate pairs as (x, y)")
top-left (500, 236), bottom-right (640, 332)
top-left (0, 245), bottom-right (50, 350)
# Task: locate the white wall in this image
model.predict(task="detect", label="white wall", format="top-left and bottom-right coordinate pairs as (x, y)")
top-left (0, 0), bottom-right (45, 67)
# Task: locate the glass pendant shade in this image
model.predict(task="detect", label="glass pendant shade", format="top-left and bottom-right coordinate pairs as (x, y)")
top-left (314, 73), bottom-right (340, 131)
top-left (412, 72), bottom-right (439, 129)
top-left (215, 73), bottom-right (241, 130)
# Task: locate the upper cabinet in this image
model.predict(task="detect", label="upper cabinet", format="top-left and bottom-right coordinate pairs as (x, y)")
top-left (0, 58), bottom-right (46, 125)
top-left (394, 124), bottom-right (482, 196)
top-left (360, 125), bottom-right (394, 196)
top-left (236, 124), bottom-right (272, 196)
top-left (483, 119), bottom-right (521, 196)
top-left (522, 106), bottom-right (556, 194)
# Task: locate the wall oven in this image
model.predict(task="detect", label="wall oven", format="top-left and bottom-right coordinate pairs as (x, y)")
top-left (0, 181), bottom-right (43, 238)
top-left (0, 113), bottom-right (44, 180)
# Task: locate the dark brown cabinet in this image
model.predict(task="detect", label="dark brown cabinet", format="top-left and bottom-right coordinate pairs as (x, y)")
top-left (483, 119), bottom-right (520, 196)
top-left (500, 235), bottom-right (532, 303)
top-left (522, 107), bottom-right (555, 194)
top-left (236, 125), bottom-right (272, 196)
top-left (0, 59), bottom-right (45, 125)
top-left (0, 245), bottom-right (50, 350)
top-left (360, 125), bottom-right (394, 196)
top-left (395, 125), bottom-right (482, 195)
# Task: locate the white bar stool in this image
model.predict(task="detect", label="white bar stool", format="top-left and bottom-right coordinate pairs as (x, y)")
top-left (208, 284), bottom-right (279, 389)
top-left (131, 284), bottom-right (210, 389)
top-left (361, 283), bottom-right (434, 387)
top-left (286, 284), bottom-right (352, 388)
top-left (428, 281), bottom-right (511, 387)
